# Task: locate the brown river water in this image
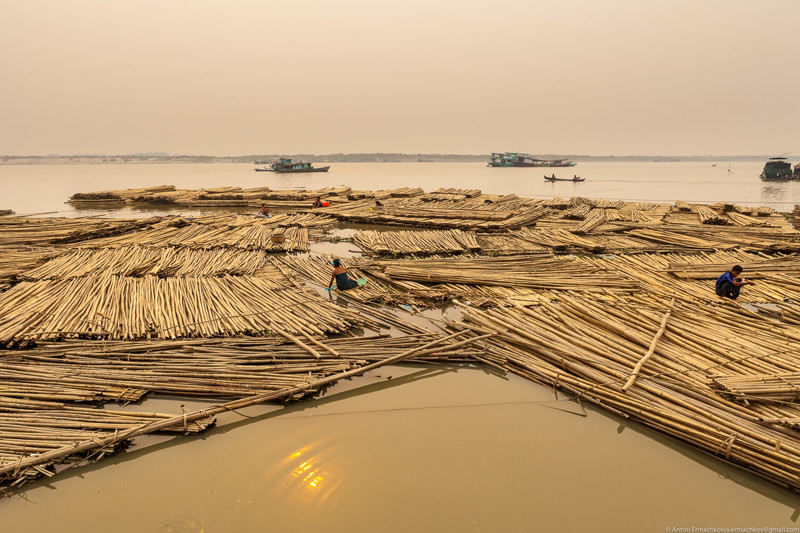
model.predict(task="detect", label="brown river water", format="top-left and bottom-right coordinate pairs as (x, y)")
top-left (1, 162), bottom-right (800, 532)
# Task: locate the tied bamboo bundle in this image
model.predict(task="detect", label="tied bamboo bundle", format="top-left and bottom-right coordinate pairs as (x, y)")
top-left (728, 212), bottom-right (779, 228)
top-left (22, 246), bottom-right (273, 280)
top-left (361, 255), bottom-right (639, 292)
top-left (698, 206), bottom-right (729, 225)
top-left (0, 274), bottom-right (371, 346)
top-left (352, 229), bottom-right (480, 256)
top-left (0, 217), bottom-right (163, 246)
top-left (0, 331), bottom-right (491, 490)
top-left (711, 373), bottom-right (800, 402)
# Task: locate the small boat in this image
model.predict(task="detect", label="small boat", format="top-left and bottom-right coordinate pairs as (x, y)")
top-left (254, 167), bottom-right (271, 172)
top-left (268, 158), bottom-right (330, 173)
top-left (760, 157), bottom-right (797, 181)
top-left (544, 175), bottom-right (585, 182)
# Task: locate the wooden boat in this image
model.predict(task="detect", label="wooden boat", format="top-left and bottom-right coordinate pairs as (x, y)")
top-left (760, 157), bottom-right (797, 181)
top-left (254, 167), bottom-right (271, 172)
top-left (489, 152), bottom-right (577, 167)
top-left (544, 175), bottom-right (585, 182)
top-left (269, 158), bottom-right (330, 173)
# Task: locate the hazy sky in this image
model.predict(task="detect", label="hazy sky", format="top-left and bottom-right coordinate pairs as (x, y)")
top-left (2, 0), bottom-right (798, 156)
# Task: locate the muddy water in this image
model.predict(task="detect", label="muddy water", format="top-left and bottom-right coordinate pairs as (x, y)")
top-left (2, 162), bottom-right (800, 531)
top-left (2, 365), bottom-right (799, 532)
top-left (3, 160), bottom-right (800, 216)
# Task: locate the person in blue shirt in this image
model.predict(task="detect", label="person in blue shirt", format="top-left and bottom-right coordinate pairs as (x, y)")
top-left (328, 259), bottom-right (359, 291)
top-left (715, 265), bottom-right (754, 299)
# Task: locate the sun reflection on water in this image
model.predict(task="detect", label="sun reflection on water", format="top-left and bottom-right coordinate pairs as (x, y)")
top-left (281, 447), bottom-right (334, 497)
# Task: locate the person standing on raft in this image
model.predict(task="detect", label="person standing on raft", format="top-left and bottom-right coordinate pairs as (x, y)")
top-left (328, 259), bottom-right (359, 291)
top-left (715, 265), bottom-right (754, 300)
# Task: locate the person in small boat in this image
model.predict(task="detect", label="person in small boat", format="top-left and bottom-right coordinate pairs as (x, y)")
top-left (257, 203), bottom-right (272, 218)
top-left (311, 197), bottom-right (323, 209)
top-left (551, 173), bottom-right (556, 179)
top-left (328, 259), bottom-right (359, 291)
top-left (715, 265), bottom-right (754, 300)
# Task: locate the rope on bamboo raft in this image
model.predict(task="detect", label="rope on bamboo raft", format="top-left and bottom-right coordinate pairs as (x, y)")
top-left (621, 298), bottom-right (675, 392)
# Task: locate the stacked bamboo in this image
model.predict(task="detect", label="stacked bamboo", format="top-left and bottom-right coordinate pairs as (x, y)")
top-left (352, 229), bottom-right (480, 256)
top-left (711, 374), bottom-right (800, 402)
top-left (323, 195), bottom-right (550, 231)
top-left (22, 246), bottom-right (273, 280)
top-left (361, 255), bottom-right (640, 292)
top-left (667, 252), bottom-right (800, 279)
top-left (78, 220), bottom-right (310, 252)
top-left (576, 252), bottom-right (800, 303)
top-left (570, 209), bottom-right (610, 234)
top-left (698, 206), bottom-right (729, 225)
top-left (728, 212), bottom-right (779, 227)
top-left (0, 217), bottom-right (162, 246)
top-left (69, 185), bottom-right (177, 201)
top-left (0, 274), bottom-right (369, 346)
top-left (0, 246), bottom-right (60, 288)
top-left (450, 295), bottom-right (800, 491)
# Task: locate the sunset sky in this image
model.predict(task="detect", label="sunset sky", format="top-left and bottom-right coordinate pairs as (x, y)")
top-left (2, 0), bottom-right (798, 156)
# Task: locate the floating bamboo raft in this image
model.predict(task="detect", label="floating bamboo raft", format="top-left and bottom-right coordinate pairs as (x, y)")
top-left (360, 255), bottom-right (640, 293)
top-left (77, 218), bottom-right (310, 252)
top-left (352, 229), bottom-right (480, 256)
top-left (0, 274), bottom-right (370, 346)
top-left (0, 331), bottom-right (488, 490)
top-left (21, 246), bottom-right (280, 280)
top-left (0, 216), bottom-right (163, 246)
top-left (69, 185), bottom-right (355, 209)
top-left (450, 295), bottom-right (800, 491)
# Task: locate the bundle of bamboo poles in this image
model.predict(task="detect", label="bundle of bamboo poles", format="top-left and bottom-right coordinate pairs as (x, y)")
top-left (0, 274), bottom-right (370, 346)
top-left (569, 209), bottom-right (609, 234)
top-left (22, 246), bottom-right (272, 280)
top-left (352, 229), bottom-right (480, 256)
top-left (360, 255), bottom-right (640, 292)
top-left (428, 187), bottom-right (481, 198)
top-left (449, 295), bottom-right (800, 491)
top-left (0, 331), bottom-right (489, 490)
top-left (561, 204), bottom-right (591, 220)
top-left (711, 374), bottom-right (800, 402)
top-left (728, 212), bottom-right (779, 227)
top-left (697, 206), bottom-right (729, 225)
top-left (77, 220), bottom-right (310, 252)
top-left (0, 217), bottom-right (163, 246)
top-left (628, 224), bottom-right (800, 252)
top-left (474, 233), bottom-right (552, 256)
top-left (667, 252), bottom-right (799, 279)
top-left (322, 195), bottom-right (551, 231)
top-left (576, 253), bottom-right (800, 303)
top-left (590, 198), bottom-right (626, 209)
top-left (69, 185), bottom-right (177, 201)
top-left (0, 246), bottom-right (61, 288)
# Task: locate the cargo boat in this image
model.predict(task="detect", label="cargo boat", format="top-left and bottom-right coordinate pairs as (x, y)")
top-left (488, 152), bottom-right (576, 167)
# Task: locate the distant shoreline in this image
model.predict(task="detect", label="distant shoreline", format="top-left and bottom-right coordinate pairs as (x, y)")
top-left (0, 153), bottom-right (776, 165)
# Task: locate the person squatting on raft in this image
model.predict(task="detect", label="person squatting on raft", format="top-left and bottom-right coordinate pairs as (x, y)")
top-left (257, 203), bottom-right (272, 218)
top-left (328, 259), bottom-right (359, 291)
top-left (715, 264), bottom-right (755, 300)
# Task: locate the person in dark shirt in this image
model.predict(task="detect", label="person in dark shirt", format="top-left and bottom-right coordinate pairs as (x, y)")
top-left (328, 259), bottom-right (359, 291)
top-left (311, 197), bottom-right (323, 209)
top-left (715, 265), bottom-right (754, 299)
